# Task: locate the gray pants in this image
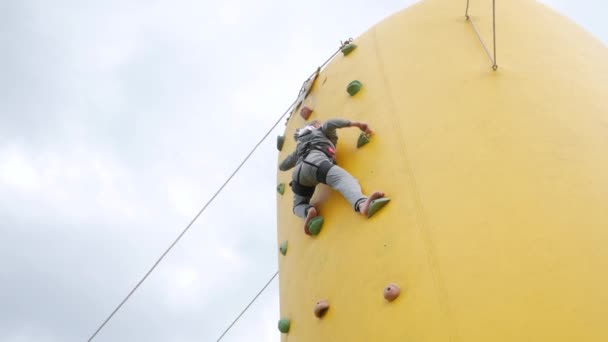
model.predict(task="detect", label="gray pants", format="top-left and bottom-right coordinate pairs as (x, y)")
top-left (292, 151), bottom-right (366, 218)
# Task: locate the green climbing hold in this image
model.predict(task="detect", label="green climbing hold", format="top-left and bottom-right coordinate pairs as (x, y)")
top-left (367, 198), bottom-right (391, 218)
top-left (307, 216), bottom-right (324, 236)
top-left (347, 80), bottom-right (362, 96)
top-left (357, 132), bottom-right (370, 148)
top-left (277, 135), bottom-right (285, 151)
top-left (278, 318), bottom-right (291, 333)
top-left (279, 241), bottom-right (288, 256)
top-left (277, 183), bottom-right (285, 195)
top-left (341, 43), bottom-right (357, 56)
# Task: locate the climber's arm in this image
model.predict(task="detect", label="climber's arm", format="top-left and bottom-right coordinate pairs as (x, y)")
top-left (349, 121), bottom-right (373, 135)
top-left (322, 119), bottom-right (373, 143)
top-left (279, 152), bottom-right (297, 171)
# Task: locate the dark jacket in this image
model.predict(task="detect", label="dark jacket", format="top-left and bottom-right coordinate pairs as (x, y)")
top-left (279, 118), bottom-right (351, 171)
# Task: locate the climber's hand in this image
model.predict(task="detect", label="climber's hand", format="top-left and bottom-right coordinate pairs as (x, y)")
top-left (360, 123), bottom-right (373, 136)
top-left (352, 121), bottom-right (366, 131)
top-left (352, 121), bottom-right (373, 137)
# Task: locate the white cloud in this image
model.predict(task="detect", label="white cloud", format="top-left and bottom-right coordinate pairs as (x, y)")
top-left (165, 265), bottom-right (205, 309)
top-left (167, 181), bottom-right (200, 218)
top-left (0, 1), bottom-right (605, 342)
top-left (0, 145), bottom-right (40, 190)
top-left (4, 332), bottom-right (55, 342)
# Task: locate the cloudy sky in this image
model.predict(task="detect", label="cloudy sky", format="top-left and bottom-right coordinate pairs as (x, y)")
top-left (1, 0), bottom-right (606, 341)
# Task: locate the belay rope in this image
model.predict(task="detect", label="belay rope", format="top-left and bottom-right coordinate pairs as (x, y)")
top-left (86, 43), bottom-right (345, 342)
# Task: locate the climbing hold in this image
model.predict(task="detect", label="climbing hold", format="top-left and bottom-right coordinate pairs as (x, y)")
top-left (347, 80), bottom-right (362, 96)
top-left (341, 43), bottom-right (357, 56)
top-left (279, 241), bottom-right (288, 256)
top-left (277, 183), bottom-right (285, 195)
top-left (277, 135), bottom-right (285, 151)
top-left (307, 216), bottom-right (324, 236)
top-left (384, 283), bottom-right (401, 302)
top-left (300, 106), bottom-right (313, 120)
top-left (278, 318), bottom-right (291, 333)
top-left (367, 197), bottom-right (390, 218)
top-left (314, 300), bottom-right (330, 318)
top-left (357, 132), bottom-right (370, 148)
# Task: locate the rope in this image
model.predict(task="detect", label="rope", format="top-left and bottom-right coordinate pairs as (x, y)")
top-left (465, 0), bottom-right (498, 70)
top-left (215, 270), bottom-right (279, 342)
top-left (86, 45), bottom-right (342, 342)
top-left (319, 45), bottom-right (343, 71)
top-left (86, 104), bottom-right (293, 342)
top-left (212, 45), bottom-right (343, 342)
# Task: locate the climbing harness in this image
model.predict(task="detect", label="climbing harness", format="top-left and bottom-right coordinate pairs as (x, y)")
top-left (290, 157), bottom-right (336, 197)
top-left (312, 160), bottom-right (335, 184)
top-left (290, 135), bottom-right (337, 197)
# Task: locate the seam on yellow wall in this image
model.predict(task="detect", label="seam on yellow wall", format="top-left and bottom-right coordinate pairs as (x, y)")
top-left (372, 26), bottom-right (461, 342)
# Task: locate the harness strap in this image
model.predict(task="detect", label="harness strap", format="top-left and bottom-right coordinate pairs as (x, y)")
top-left (302, 160), bottom-right (335, 185)
top-left (289, 163), bottom-right (314, 197)
top-left (291, 157), bottom-right (336, 197)
top-left (301, 145), bottom-right (336, 163)
top-left (289, 180), bottom-right (315, 197)
top-left (316, 160), bottom-right (334, 184)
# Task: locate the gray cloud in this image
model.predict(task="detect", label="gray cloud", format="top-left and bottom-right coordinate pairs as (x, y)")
top-left (0, 0), bottom-right (605, 341)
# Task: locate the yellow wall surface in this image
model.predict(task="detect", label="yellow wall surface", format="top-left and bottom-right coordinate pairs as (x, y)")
top-left (276, 0), bottom-right (608, 340)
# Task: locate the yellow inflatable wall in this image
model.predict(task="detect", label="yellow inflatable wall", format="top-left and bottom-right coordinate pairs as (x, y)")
top-left (276, 0), bottom-right (608, 340)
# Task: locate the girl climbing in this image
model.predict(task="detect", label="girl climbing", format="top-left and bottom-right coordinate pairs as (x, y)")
top-left (279, 119), bottom-right (389, 235)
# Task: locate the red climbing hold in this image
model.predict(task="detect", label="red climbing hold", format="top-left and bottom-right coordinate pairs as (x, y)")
top-left (314, 300), bottom-right (330, 318)
top-left (384, 283), bottom-right (401, 302)
top-left (300, 106), bottom-right (313, 120)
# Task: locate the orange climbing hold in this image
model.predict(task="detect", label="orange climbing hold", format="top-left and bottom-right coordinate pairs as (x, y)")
top-left (314, 300), bottom-right (330, 318)
top-left (300, 106), bottom-right (313, 120)
top-left (384, 283), bottom-right (401, 302)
